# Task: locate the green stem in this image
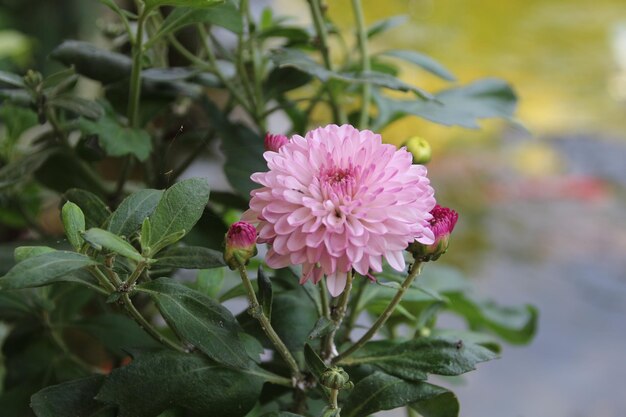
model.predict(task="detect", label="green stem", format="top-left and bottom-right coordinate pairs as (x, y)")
top-left (342, 277), bottom-right (366, 343)
top-left (308, 0), bottom-right (347, 124)
top-left (241, 0), bottom-right (267, 131)
top-left (89, 266), bottom-right (117, 293)
top-left (126, 261), bottom-right (147, 287)
top-left (330, 388), bottom-right (339, 409)
top-left (323, 271), bottom-right (353, 360)
top-left (351, 0), bottom-right (371, 129)
top-left (238, 266), bottom-right (301, 380)
top-left (320, 278), bottom-right (331, 319)
top-left (128, 7), bottom-right (147, 128)
top-left (333, 263), bottom-right (423, 363)
top-left (121, 293), bottom-right (185, 352)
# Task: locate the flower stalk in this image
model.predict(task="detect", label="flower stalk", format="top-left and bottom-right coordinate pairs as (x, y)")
top-left (333, 262), bottom-right (423, 363)
top-left (351, 0), bottom-right (371, 129)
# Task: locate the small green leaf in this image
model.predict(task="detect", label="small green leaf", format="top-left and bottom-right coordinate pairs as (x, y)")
top-left (257, 267), bottom-right (272, 320)
top-left (78, 116), bottom-right (152, 161)
top-left (0, 251), bottom-right (97, 290)
top-left (140, 218), bottom-right (151, 251)
top-left (14, 246), bottom-right (56, 263)
top-left (139, 278), bottom-right (251, 368)
top-left (341, 372), bottom-right (449, 417)
top-left (151, 3), bottom-right (243, 45)
top-left (154, 245), bottom-right (225, 269)
top-left (304, 343), bottom-right (328, 381)
top-left (95, 350), bottom-right (264, 417)
top-left (144, 0), bottom-right (223, 10)
top-left (82, 228), bottom-right (144, 262)
top-left (307, 316), bottom-right (336, 340)
top-left (337, 338), bottom-right (497, 381)
top-left (149, 230), bottom-right (186, 255)
top-left (366, 15), bottom-right (408, 39)
top-left (108, 189), bottom-right (163, 238)
top-left (62, 201), bottom-right (86, 250)
top-left (379, 50), bottom-right (456, 81)
top-left (148, 178), bottom-right (210, 247)
top-left (48, 97), bottom-right (104, 120)
top-left (195, 268), bottom-right (224, 298)
top-left (30, 375), bottom-right (113, 417)
top-left (64, 189), bottom-right (111, 229)
top-left (0, 70), bottom-right (25, 88)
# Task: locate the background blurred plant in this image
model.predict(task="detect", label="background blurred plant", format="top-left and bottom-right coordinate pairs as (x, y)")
top-left (0, 1), bottom-right (535, 416)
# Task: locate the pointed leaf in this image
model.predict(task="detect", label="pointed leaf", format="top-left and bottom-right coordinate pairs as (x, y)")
top-left (341, 372), bottom-right (449, 417)
top-left (153, 246), bottom-right (225, 269)
top-left (138, 278), bottom-right (251, 368)
top-left (0, 251), bottom-right (97, 290)
top-left (30, 375), bottom-right (112, 417)
top-left (337, 338), bottom-right (496, 381)
top-left (78, 116), bottom-right (152, 161)
top-left (82, 228), bottom-right (144, 262)
top-left (50, 40), bottom-right (131, 84)
top-left (95, 350), bottom-right (264, 417)
top-left (148, 178), bottom-right (210, 246)
top-left (366, 15), bottom-right (408, 38)
top-left (48, 97), bottom-right (104, 120)
top-left (307, 317), bottom-right (336, 340)
top-left (14, 246), bottom-right (56, 263)
top-left (108, 189), bottom-right (163, 237)
top-left (304, 343), bottom-right (328, 381)
top-left (379, 50), bottom-right (456, 81)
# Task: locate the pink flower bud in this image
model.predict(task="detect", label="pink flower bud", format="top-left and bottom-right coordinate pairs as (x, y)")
top-left (408, 205), bottom-right (458, 262)
top-left (264, 133), bottom-right (289, 152)
top-left (224, 221), bottom-right (257, 270)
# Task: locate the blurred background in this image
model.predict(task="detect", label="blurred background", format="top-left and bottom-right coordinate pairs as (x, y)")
top-left (1, 0), bottom-right (626, 416)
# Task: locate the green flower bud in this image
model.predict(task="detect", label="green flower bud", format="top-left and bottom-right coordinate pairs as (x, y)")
top-left (403, 136), bottom-right (432, 165)
top-left (320, 367), bottom-right (352, 390)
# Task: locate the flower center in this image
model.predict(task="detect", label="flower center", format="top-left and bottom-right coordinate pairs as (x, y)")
top-left (320, 166), bottom-right (356, 202)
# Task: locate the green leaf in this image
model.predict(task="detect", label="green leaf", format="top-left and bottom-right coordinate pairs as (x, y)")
top-left (448, 293), bottom-right (538, 345)
top-left (0, 70), bottom-right (25, 88)
top-left (366, 15), bottom-right (408, 39)
top-left (64, 189), bottom-right (111, 229)
top-left (140, 218), bottom-right (151, 250)
top-left (269, 290), bottom-right (319, 355)
top-left (153, 246), bottom-right (225, 269)
top-left (337, 338), bottom-right (497, 381)
top-left (271, 49), bottom-right (433, 99)
top-left (260, 413), bottom-right (305, 417)
top-left (108, 189), bottom-right (163, 238)
top-left (0, 251), bottom-right (97, 290)
top-left (0, 104), bottom-right (37, 156)
top-left (0, 149), bottom-right (57, 190)
top-left (410, 391), bottom-right (460, 417)
top-left (148, 178), bottom-right (210, 247)
top-left (257, 267), bottom-right (272, 319)
top-left (195, 268), bottom-right (224, 298)
top-left (61, 201), bottom-right (86, 250)
top-left (50, 41), bottom-right (131, 84)
top-left (307, 316), bottom-right (336, 340)
top-left (371, 78), bottom-right (517, 130)
top-left (30, 375), bottom-right (113, 417)
top-left (379, 50), bottom-right (456, 81)
top-left (139, 278), bottom-right (251, 368)
top-left (152, 3), bottom-right (243, 45)
top-left (96, 350), bottom-right (264, 417)
top-left (430, 329), bottom-right (502, 354)
top-left (78, 116), bottom-right (152, 161)
top-left (304, 343), bottom-right (328, 381)
top-left (145, 0), bottom-right (223, 10)
top-left (82, 228), bottom-right (144, 262)
top-left (48, 97), bottom-right (104, 120)
top-left (341, 372), bottom-right (448, 417)
top-left (13, 246), bottom-right (56, 263)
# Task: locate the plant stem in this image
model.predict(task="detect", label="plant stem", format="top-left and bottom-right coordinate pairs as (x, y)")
top-left (126, 261), bottom-right (147, 287)
top-left (330, 388), bottom-right (339, 409)
top-left (351, 0), bottom-right (371, 129)
top-left (128, 6), bottom-right (146, 128)
top-left (237, 266), bottom-right (301, 380)
top-left (307, 0), bottom-right (347, 124)
top-left (89, 266), bottom-right (117, 293)
top-left (333, 263), bottom-right (423, 363)
top-left (323, 271), bottom-right (353, 360)
top-left (121, 293), bottom-right (185, 352)
top-left (342, 277), bottom-right (366, 343)
top-left (241, 0), bottom-right (267, 131)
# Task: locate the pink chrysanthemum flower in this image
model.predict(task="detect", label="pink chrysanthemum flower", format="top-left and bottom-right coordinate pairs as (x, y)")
top-left (408, 205), bottom-right (458, 262)
top-left (223, 221), bottom-right (258, 270)
top-left (243, 124), bottom-right (436, 296)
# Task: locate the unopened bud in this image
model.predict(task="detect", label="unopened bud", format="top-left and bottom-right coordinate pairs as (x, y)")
top-left (264, 133), bottom-right (289, 152)
top-left (23, 70), bottom-right (43, 89)
top-left (320, 367), bottom-right (352, 390)
top-left (224, 221), bottom-right (257, 270)
top-left (408, 205), bottom-right (458, 262)
top-left (403, 136), bottom-right (432, 165)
